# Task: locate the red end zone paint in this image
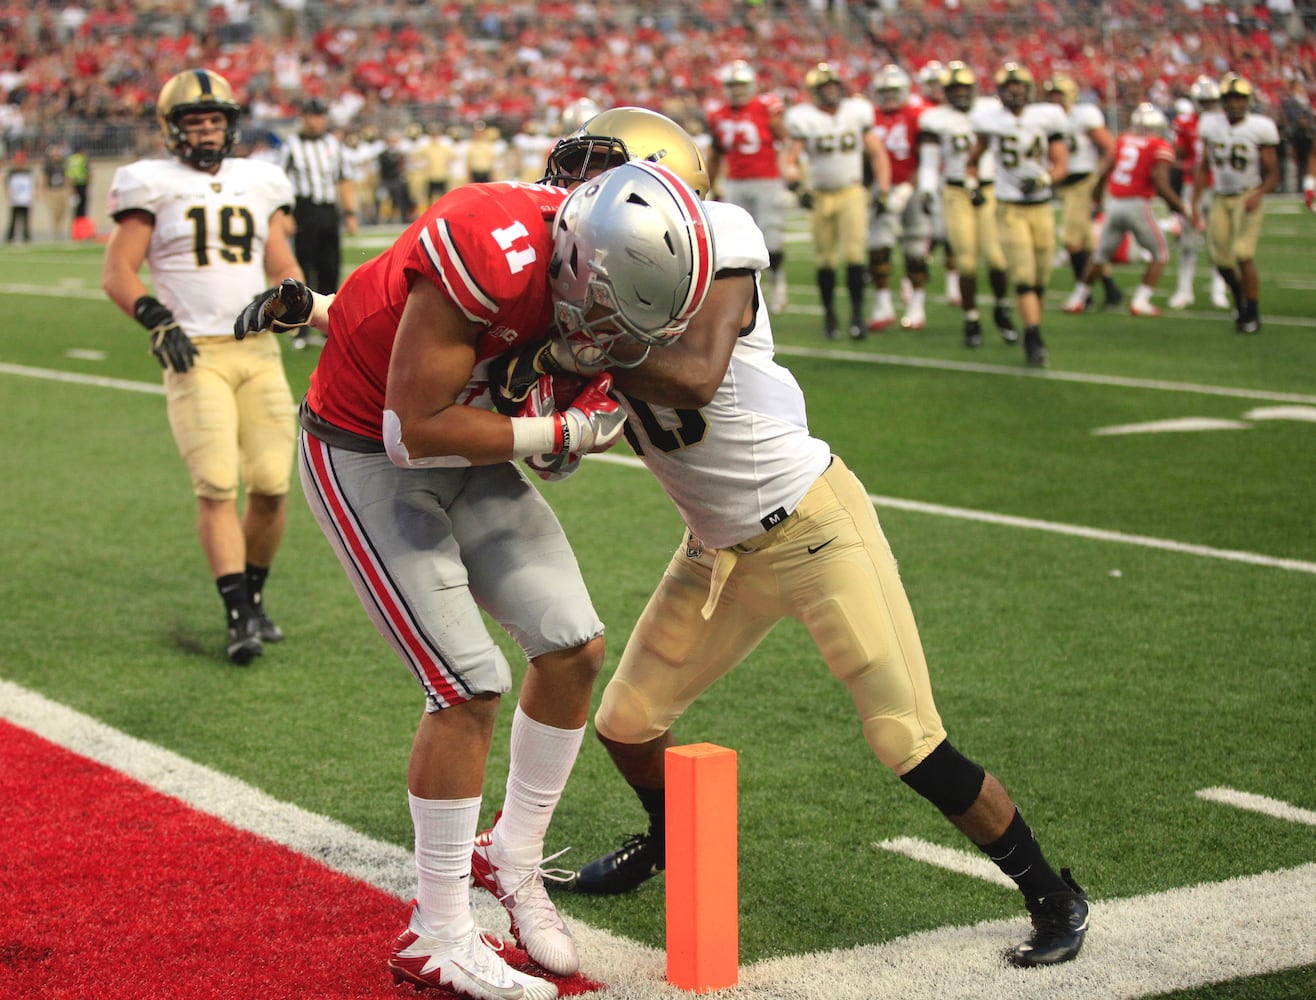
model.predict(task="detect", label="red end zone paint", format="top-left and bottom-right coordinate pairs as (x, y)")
top-left (0, 720), bottom-right (603, 999)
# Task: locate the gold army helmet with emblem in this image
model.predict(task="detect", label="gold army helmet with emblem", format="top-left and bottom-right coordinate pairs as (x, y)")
top-left (156, 69), bottom-right (243, 170)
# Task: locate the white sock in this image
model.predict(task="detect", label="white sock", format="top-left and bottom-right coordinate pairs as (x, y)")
top-left (494, 706), bottom-right (585, 868)
top-left (909, 288), bottom-right (926, 311)
top-left (1135, 283), bottom-right (1153, 304)
top-left (876, 289), bottom-right (893, 311)
top-left (409, 792), bottom-right (481, 939)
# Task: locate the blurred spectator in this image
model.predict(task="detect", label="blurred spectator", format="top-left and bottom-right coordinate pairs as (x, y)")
top-left (6, 149), bottom-right (34, 242)
top-left (66, 145), bottom-right (90, 220)
top-left (41, 142), bottom-right (69, 237)
top-left (1279, 78), bottom-right (1314, 192)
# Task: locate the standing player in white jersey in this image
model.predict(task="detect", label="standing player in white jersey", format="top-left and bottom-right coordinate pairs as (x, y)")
top-left (1191, 73), bottom-right (1280, 334)
top-left (491, 121), bottom-right (1091, 970)
top-left (1044, 75), bottom-right (1122, 310)
top-left (917, 62), bottom-right (1018, 348)
top-left (968, 63), bottom-right (1069, 367)
top-left (102, 69), bottom-right (303, 665)
top-left (783, 62), bottom-right (887, 340)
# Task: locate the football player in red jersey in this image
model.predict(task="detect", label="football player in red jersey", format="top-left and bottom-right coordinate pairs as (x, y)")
top-left (866, 64), bottom-right (935, 330)
top-left (707, 59), bottom-right (791, 313)
top-left (1063, 104), bottom-right (1190, 316)
top-left (234, 161), bottom-right (713, 1000)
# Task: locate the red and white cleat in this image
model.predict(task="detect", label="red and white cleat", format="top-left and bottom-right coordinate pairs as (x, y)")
top-left (472, 828), bottom-right (579, 976)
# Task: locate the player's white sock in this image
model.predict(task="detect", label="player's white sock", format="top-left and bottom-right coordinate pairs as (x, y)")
top-left (410, 792), bottom-right (481, 937)
top-left (496, 706), bottom-right (585, 867)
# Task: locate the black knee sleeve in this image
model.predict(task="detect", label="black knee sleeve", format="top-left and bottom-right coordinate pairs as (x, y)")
top-left (1014, 283), bottom-right (1033, 297)
top-left (900, 739), bottom-right (986, 817)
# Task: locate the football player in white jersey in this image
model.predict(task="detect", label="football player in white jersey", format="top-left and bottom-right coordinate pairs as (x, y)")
top-left (917, 62), bottom-right (1018, 348)
top-left (1191, 73), bottom-right (1280, 334)
top-left (1045, 75), bottom-right (1123, 310)
top-left (968, 63), bottom-right (1069, 366)
top-left (489, 110), bottom-right (1091, 972)
top-left (102, 69), bottom-right (303, 665)
top-left (783, 63), bottom-right (887, 340)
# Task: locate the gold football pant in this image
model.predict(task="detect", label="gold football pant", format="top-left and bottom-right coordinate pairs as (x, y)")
top-left (595, 456), bottom-right (947, 776)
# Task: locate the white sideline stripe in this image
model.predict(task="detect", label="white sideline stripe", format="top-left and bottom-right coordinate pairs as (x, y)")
top-left (773, 344), bottom-right (1316, 404)
top-left (3, 678), bottom-right (1314, 1000)
top-left (0, 361), bottom-right (164, 394)
top-left (590, 451), bottom-right (1316, 575)
top-left (0, 281), bottom-right (107, 300)
top-left (1196, 787), bottom-right (1316, 827)
top-left (4, 361), bottom-right (1312, 577)
top-left (875, 836), bottom-right (1018, 889)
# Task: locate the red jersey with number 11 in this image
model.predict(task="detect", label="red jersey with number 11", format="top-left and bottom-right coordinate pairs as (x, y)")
top-left (308, 181), bottom-right (567, 441)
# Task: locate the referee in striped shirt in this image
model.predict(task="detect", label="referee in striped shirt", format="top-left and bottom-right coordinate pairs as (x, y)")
top-left (279, 98), bottom-right (357, 345)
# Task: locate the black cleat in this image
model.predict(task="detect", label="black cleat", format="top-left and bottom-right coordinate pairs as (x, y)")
top-left (964, 319), bottom-right (984, 349)
top-left (993, 305), bottom-right (1018, 343)
top-left (226, 614), bottom-right (264, 665)
top-left (1102, 287), bottom-right (1124, 312)
top-left (1023, 329), bottom-right (1049, 368)
top-left (1238, 318), bottom-right (1261, 334)
top-left (1007, 869), bottom-right (1090, 968)
top-left (254, 609), bottom-right (284, 643)
top-left (823, 312), bottom-right (840, 341)
top-left (570, 831), bottom-right (664, 895)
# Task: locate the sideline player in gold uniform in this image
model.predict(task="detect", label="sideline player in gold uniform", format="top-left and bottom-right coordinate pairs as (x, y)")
top-left (499, 111), bottom-right (1091, 970)
top-left (1191, 73), bottom-right (1280, 334)
top-left (103, 69), bottom-right (303, 664)
top-left (969, 63), bottom-right (1069, 366)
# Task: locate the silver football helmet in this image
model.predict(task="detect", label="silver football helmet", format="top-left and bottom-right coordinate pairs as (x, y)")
top-left (1130, 102), bottom-right (1168, 136)
top-left (549, 160), bottom-right (715, 367)
top-left (1190, 75), bottom-right (1221, 111)
top-left (558, 97), bottom-right (602, 136)
top-left (873, 64), bottom-right (912, 112)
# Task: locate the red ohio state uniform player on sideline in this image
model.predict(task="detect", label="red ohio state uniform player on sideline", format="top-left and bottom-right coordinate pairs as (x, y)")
top-left (1064, 103), bottom-right (1190, 317)
top-left (867, 64), bottom-right (934, 331)
top-left (707, 59), bottom-right (791, 313)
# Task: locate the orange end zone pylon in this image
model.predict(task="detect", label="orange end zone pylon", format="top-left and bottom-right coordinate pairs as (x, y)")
top-left (665, 743), bottom-right (738, 992)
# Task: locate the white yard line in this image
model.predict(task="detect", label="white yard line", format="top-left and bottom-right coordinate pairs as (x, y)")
top-left (3, 678), bottom-right (1313, 1000)
top-left (4, 360), bottom-right (1313, 576)
top-left (1196, 787), bottom-right (1316, 826)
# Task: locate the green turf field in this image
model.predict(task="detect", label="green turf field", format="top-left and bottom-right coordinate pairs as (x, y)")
top-left (1, 200), bottom-right (1313, 998)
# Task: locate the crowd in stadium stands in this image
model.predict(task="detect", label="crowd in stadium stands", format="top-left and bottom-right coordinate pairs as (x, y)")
top-left (1, 0), bottom-right (1314, 186)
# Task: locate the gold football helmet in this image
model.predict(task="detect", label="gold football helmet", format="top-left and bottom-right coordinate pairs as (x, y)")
top-left (805, 62), bottom-right (844, 109)
top-left (540, 106), bottom-right (712, 199)
top-left (1219, 73), bottom-right (1253, 122)
top-left (943, 61), bottom-right (976, 112)
top-left (1044, 74), bottom-right (1079, 110)
top-left (995, 62), bottom-right (1034, 110)
top-left (156, 69), bottom-right (242, 169)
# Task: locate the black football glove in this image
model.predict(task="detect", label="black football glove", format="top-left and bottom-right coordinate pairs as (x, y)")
top-left (1019, 175), bottom-right (1050, 198)
top-left (135, 296), bottom-right (198, 374)
top-left (871, 189), bottom-right (888, 217)
top-left (787, 179), bottom-right (814, 211)
top-left (487, 336), bottom-right (577, 417)
top-left (234, 279), bottom-right (314, 339)
top-left (968, 184), bottom-right (987, 208)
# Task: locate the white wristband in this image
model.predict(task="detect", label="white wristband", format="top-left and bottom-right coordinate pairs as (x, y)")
top-left (510, 415), bottom-right (560, 459)
top-left (309, 290), bottom-right (335, 330)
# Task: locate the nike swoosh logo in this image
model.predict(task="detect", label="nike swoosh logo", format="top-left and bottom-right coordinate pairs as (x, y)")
top-left (449, 960), bottom-right (524, 999)
top-left (807, 537), bottom-right (837, 555)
